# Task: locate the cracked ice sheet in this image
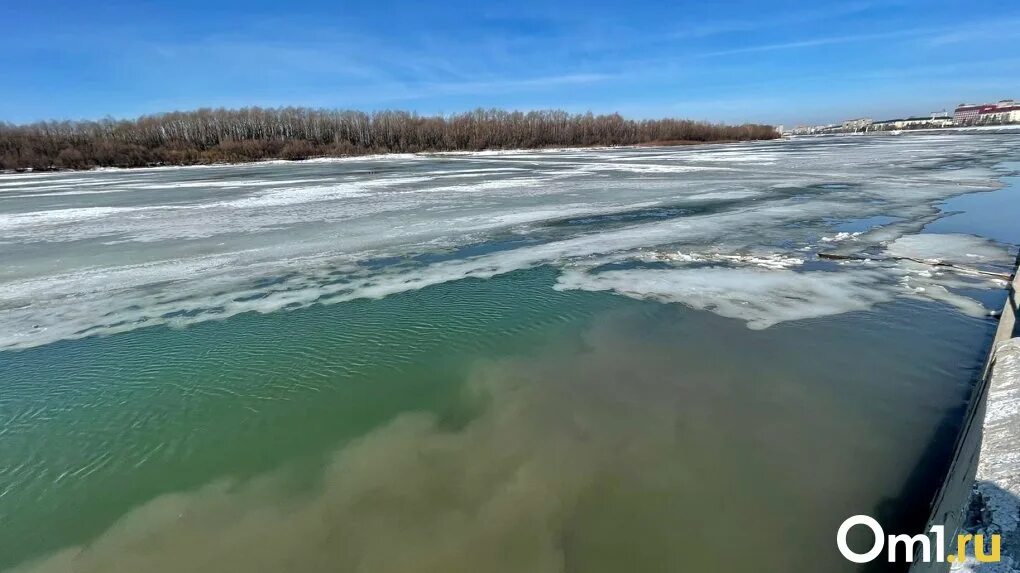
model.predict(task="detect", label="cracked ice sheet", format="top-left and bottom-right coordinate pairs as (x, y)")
top-left (887, 233), bottom-right (1014, 265)
top-left (2, 134), bottom-right (1019, 350)
top-left (560, 232), bottom-right (1011, 329)
top-left (555, 266), bottom-right (894, 329)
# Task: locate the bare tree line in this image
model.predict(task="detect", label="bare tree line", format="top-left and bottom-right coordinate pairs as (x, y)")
top-left (0, 107), bottom-right (779, 171)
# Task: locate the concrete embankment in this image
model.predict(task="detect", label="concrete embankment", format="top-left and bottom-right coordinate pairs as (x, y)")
top-left (911, 254), bottom-right (1020, 573)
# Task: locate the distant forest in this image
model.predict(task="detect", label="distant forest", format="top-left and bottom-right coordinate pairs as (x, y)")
top-left (0, 108), bottom-right (779, 171)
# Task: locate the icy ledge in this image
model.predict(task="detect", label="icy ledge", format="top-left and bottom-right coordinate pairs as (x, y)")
top-left (952, 339), bottom-right (1020, 573)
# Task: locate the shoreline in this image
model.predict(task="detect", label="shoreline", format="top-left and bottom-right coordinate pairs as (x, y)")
top-left (908, 164), bottom-right (1020, 572)
top-left (788, 124), bottom-right (1020, 138)
top-left (0, 138), bottom-right (772, 176)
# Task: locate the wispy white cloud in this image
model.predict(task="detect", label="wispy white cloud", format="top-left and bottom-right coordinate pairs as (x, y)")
top-left (670, 1), bottom-right (883, 40)
top-left (418, 73), bottom-right (611, 94)
top-left (921, 18), bottom-right (1020, 47)
top-left (686, 16), bottom-right (1020, 59)
top-left (693, 29), bottom-right (925, 58)
top-left (362, 73), bottom-right (613, 105)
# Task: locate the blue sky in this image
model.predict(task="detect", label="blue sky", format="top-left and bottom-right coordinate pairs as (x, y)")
top-left (2, 0), bottom-right (1019, 127)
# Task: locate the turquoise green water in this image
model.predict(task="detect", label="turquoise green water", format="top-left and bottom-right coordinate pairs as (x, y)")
top-left (2, 136), bottom-right (1019, 572)
top-left (0, 268), bottom-right (1000, 572)
top-left (0, 269), bottom-right (613, 562)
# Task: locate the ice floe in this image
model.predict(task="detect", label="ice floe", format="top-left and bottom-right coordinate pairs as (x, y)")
top-left (1, 134), bottom-right (1018, 349)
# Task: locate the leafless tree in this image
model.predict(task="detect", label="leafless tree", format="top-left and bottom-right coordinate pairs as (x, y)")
top-left (0, 107), bottom-right (779, 171)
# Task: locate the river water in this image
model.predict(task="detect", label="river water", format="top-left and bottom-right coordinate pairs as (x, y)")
top-left (1, 135), bottom-right (1019, 572)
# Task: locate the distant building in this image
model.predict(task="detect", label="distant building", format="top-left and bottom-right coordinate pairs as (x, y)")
top-left (870, 113), bottom-right (954, 131)
top-left (954, 100), bottom-right (1020, 125)
top-left (841, 118), bottom-right (873, 131)
top-left (979, 103), bottom-right (1020, 124)
top-left (954, 104), bottom-right (995, 123)
top-left (791, 100), bottom-right (1018, 136)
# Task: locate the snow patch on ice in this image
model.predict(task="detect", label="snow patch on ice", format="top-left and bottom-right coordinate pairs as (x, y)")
top-left (885, 233), bottom-right (1011, 264)
top-left (820, 232), bottom-right (862, 243)
top-left (644, 250), bottom-right (805, 270)
top-left (555, 267), bottom-right (892, 329)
